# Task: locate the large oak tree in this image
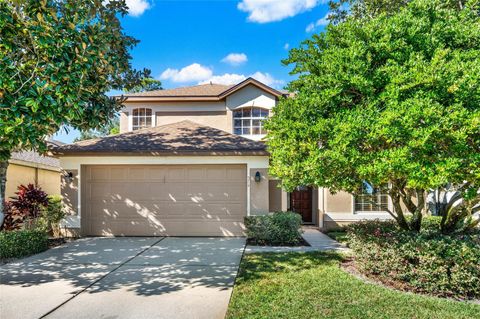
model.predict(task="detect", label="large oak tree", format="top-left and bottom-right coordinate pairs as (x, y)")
top-left (266, 0), bottom-right (480, 231)
top-left (0, 0), bottom-right (148, 223)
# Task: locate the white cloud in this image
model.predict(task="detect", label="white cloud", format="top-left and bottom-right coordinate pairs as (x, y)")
top-left (221, 53), bottom-right (248, 66)
top-left (199, 73), bottom-right (248, 85)
top-left (160, 63), bottom-right (213, 83)
top-left (305, 22), bottom-right (315, 32)
top-left (238, 0), bottom-right (323, 23)
top-left (306, 12), bottom-right (331, 32)
top-left (250, 71), bottom-right (284, 87)
top-left (199, 71), bottom-right (284, 88)
top-left (126, 0), bottom-right (151, 17)
top-left (284, 43), bottom-right (290, 50)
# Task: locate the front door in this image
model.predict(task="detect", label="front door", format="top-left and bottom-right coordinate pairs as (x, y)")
top-left (290, 187), bottom-right (313, 223)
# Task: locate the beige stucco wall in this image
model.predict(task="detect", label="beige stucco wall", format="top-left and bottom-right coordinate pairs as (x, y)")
top-left (155, 111), bottom-right (230, 132)
top-left (6, 164), bottom-right (36, 199)
top-left (61, 169), bottom-right (78, 216)
top-left (268, 180), bottom-right (283, 212)
top-left (319, 188), bottom-right (393, 230)
top-left (250, 168), bottom-right (269, 215)
top-left (6, 163), bottom-right (60, 199)
top-left (120, 111), bottom-right (128, 133)
top-left (37, 169), bottom-right (61, 196)
top-left (325, 189), bottom-right (353, 213)
top-left (225, 84), bottom-right (277, 110)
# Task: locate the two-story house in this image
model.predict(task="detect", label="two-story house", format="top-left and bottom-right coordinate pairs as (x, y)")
top-left (53, 78), bottom-right (391, 237)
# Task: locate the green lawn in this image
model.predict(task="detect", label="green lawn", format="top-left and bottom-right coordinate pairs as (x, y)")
top-left (325, 231), bottom-right (349, 244)
top-left (227, 252), bottom-right (480, 319)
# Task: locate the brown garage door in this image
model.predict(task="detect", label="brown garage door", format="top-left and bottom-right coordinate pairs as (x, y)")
top-left (81, 164), bottom-right (247, 236)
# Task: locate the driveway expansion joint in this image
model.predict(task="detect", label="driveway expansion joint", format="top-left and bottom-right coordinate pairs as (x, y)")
top-left (39, 237), bottom-right (165, 319)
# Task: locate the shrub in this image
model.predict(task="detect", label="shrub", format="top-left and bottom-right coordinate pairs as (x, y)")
top-left (2, 184), bottom-right (49, 231)
top-left (347, 220), bottom-right (480, 299)
top-left (12, 184), bottom-right (49, 220)
top-left (2, 201), bottom-right (25, 230)
top-left (245, 212), bottom-right (302, 246)
top-left (0, 229), bottom-right (49, 259)
top-left (38, 195), bottom-right (65, 236)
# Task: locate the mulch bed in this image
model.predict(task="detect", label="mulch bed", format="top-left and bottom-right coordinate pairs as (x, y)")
top-left (246, 237), bottom-right (311, 247)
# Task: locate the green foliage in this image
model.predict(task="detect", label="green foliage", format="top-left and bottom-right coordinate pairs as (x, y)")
top-left (347, 220), bottom-right (480, 299)
top-left (244, 212), bottom-right (303, 246)
top-left (37, 195), bottom-right (65, 236)
top-left (126, 77), bottom-right (163, 93)
top-left (266, 0), bottom-right (480, 231)
top-left (0, 0), bottom-right (148, 161)
top-left (326, 230), bottom-right (349, 244)
top-left (2, 184), bottom-right (49, 230)
top-left (74, 116), bottom-right (120, 142)
top-left (327, 0), bottom-right (474, 24)
top-left (0, 229), bottom-right (48, 259)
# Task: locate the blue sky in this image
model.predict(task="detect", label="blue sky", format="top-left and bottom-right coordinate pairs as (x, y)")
top-left (54, 0), bottom-right (330, 143)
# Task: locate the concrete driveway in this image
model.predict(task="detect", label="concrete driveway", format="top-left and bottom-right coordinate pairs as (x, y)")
top-left (0, 237), bottom-right (246, 319)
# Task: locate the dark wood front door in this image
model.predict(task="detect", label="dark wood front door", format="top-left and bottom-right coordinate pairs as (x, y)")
top-left (290, 187), bottom-right (313, 223)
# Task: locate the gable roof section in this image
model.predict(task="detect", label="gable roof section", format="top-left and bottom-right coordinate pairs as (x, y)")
top-left (122, 78), bottom-right (285, 102)
top-left (218, 77), bottom-right (283, 99)
top-left (51, 121), bottom-right (268, 156)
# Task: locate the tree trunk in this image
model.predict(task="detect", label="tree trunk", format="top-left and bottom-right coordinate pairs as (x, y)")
top-left (391, 192), bottom-right (410, 230)
top-left (409, 190), bottom-right (425, 232)
top-left (0, 160), bottom-right (9, 228)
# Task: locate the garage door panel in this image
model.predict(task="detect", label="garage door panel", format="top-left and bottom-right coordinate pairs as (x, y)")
top-left (227, 167), bottom-right (245, 179)
top-left (165, 167), bottom-right (186, 181)
top-left (110, 167), bottom-right (127, 180)
top-left (82, 165), bottom-right (247, 236)
top-left (186, 167), bottom-right (206, 180)
top-left (205, 167), bottom-right (226, 180)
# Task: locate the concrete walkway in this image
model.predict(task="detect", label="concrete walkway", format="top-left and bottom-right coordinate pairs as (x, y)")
top-left (0, 237), bottom-right (246, 319)
top-left (244, 227), bottom-right (349, 253)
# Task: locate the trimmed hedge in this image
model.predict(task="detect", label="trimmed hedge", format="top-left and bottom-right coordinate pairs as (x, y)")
top-left (245, 212), bottom-right (302, 246)
top-left (347, 220), bottom-right (480, 299)
top-left (0, 230), bottom-right (49, 259)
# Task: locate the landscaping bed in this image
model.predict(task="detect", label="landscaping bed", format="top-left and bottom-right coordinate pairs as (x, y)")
top-left (227, 252), bottom-right (480, 319)
top-left (346, 220), bottom-right (480, 300)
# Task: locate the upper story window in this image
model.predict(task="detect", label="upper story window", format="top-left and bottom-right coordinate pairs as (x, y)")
top-left (132, 108), bottom-right (152, 131)
top-left (233, 107), bottom-right (269, 136)
top-left (354, 182), bottom-right (389, 212)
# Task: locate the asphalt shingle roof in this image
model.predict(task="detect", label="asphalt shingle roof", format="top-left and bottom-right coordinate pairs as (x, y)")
top-left (52, 121), bottom-right (268, 156)
top-left (10, 150), bottom-right (60, 168)
top-left (124, 83), bottom-right (234, 97)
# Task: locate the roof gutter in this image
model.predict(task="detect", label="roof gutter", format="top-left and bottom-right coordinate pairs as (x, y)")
top-left (51, 150), bottom-right (270, 157)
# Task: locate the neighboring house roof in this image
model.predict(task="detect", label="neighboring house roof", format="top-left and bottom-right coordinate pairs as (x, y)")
top-left (10, 150), bottom-right (60, 170)
top-left (121, 77), bottom-right (286, 101)
top-left (51, 121), bottom-right (268, 156)
top-left (125, 83), bottom-right (234, 97)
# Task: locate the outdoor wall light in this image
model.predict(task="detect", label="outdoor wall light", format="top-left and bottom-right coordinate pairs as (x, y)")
top-left (254, 171), bottom-right (261, 182)
top-left (64, 171), bottom-right (74, 182)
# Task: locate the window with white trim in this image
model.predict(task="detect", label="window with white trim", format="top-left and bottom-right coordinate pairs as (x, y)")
top-left (233, 107), bottom-right (269, 136)
top-left (354, 182), bottom-right (389, 212)
top-left (132, 108), bottom-right (152, 131)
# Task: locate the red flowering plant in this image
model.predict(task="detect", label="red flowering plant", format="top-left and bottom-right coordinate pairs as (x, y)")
top-left (2, 184), bottom-right (49, 230)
